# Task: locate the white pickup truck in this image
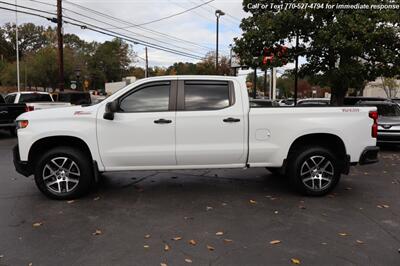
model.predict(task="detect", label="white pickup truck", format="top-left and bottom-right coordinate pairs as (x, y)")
top-left (5, 91), bottom-right (71, 111)
top-left (13, 76), bottom-right (379, 200)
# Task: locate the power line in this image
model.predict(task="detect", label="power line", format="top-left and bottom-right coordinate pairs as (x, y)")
top-left (111, 0), bottom-right (215, 27)
top-left (62, 8), bottom-right (205, 57)
top-left (63, 0), bottom-right (213, 51)
top-left (197, 0), bottom-right (242, 23)
top-left (0, 4), bottom-right (204, 60)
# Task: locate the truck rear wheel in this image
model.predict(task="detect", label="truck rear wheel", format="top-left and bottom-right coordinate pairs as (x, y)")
top-left (287, 146), bottom-right (341, 196)
top-left (33, 146), bottom-right (94, 200)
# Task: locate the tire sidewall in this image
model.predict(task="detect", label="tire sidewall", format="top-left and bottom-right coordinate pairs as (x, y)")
top-left (288, 146), bottom-right (341, 196)
top-left (34, 147), bottom-right (93, 200)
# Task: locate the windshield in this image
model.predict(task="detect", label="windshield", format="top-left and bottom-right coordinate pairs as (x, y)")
top-left (375, 104), bottom-right (400, 117)
top-left (19, 93), bottom-right (53, 103)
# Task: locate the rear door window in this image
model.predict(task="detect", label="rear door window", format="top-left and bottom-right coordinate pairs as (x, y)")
top-left (183, 81), bottom-right (232, 111)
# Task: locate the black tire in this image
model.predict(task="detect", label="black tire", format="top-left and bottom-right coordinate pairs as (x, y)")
top-left (287, 146), bottom-right (341, 196)
top-left (33, 146), bottom-right (94, 200)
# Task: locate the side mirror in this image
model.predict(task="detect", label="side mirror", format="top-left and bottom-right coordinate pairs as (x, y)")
top-left (103, 101), bottom-right (119, 120)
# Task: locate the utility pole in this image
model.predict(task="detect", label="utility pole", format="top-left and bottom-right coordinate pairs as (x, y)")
top-left (272, 68), bottom-right (276, 100)
top-left (264, 69), bottom-right (267, 97)
top-left (145, 47), bottom-right (149, 78)
top-left (252, 67), bottom-right (257, 99)
top-left (15, 0), bottom-right (20, 92)
top-left (294, 33), bottom-right (299, 105)
top-left (215, 10), bottom-right (225, 74)
top-left (57, 0), bottom-right (64, 91)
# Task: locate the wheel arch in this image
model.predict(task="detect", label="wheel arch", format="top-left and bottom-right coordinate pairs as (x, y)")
top-left (28, 136), bottom-right (94, 166)
top-left (286, 133), bottom-right (348, 173)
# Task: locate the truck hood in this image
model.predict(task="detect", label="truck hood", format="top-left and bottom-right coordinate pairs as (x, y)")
top-left (16, 105), bottom-right (98, 121)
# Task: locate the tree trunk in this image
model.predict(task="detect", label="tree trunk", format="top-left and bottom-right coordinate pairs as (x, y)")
top-left (330, 87), bottom-right (347, 106)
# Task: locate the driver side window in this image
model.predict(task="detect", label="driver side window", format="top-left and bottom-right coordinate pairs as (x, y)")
top-left (119, 82), bottom-right (170, 112)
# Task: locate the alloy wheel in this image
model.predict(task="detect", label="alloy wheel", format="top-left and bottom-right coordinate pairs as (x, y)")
top-left (42, 157), bottom-right (81, 194)
top-left (300, 155), bottom-right (334, 191)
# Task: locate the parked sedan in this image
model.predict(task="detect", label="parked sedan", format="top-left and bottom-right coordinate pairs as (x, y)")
top-left (357, 101), bottom-right (400, 144)
top-left (392, 98), bottom-right (400, 106)
top-left (297, 98), bottom-right (330, 106)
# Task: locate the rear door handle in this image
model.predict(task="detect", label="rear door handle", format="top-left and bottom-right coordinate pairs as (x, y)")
top-left (154, 118), bottom-right (172, 124)
top-left (223, 117), bottom-right (240, 123)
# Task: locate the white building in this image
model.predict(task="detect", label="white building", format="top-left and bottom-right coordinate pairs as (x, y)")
top-left (105, 76), bottom-right (137, 95)
top-left (363, 77), bottom-right (400, 98)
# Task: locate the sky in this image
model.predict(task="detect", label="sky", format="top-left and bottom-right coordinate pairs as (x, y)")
top-left (0, 0), bottom-right (303, 78)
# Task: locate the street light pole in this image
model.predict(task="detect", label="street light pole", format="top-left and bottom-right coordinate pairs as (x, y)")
top-left (15, 0), bottom-right (20, 92)
top-left (215, 9), bottom-right (225, 74)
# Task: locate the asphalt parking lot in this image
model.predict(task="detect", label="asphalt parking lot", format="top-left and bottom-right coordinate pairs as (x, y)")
top-left (0, 130), bottom-right (399, 266)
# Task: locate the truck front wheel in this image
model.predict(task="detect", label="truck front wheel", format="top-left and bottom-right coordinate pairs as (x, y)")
top-left (287, 146), bottom-right (341, 196)
top-left (33, 147), bottom-right (94, 200)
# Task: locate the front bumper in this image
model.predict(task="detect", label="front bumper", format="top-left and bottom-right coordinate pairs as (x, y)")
top-left (359, 146), bottom-right (379, 165)
top-left (13, 145), bottom-right (32, 177)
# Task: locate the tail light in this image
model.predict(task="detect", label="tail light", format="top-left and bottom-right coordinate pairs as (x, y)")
top-left (369, 111), bottom-right (378, 138)
top-left (25, 106), bottom-right (34, 112)
top-left (16, 120), bottom-right (29, 129)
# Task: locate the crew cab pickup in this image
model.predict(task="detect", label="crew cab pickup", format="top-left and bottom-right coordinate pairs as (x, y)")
top-left (13, 76), bottom-right (379, 200)
top-left (0, 94), bottom-right (26, 135)
top-left (5, 92), bottom-right (71, 111)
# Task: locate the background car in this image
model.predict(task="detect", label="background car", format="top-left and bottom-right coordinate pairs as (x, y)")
top-left (356, 100), bottom-right (400, 144)
top-left (296, 98), bottom-right (330, 106)
top-left (250, 99), bottom-right (280, 107)
top-left (53, 91), bottom-right (92, 105)
top-left (391, 98), bottom-right (400, 106)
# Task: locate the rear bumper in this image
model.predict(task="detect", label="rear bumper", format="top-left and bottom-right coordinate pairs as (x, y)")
top-left (359, 146), bottom-right (379, 165)
top-left (13, 145), bottom-right (32, 177)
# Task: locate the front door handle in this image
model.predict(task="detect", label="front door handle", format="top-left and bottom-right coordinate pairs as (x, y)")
top-left (223, 117), bottom-right (240, 123)
top-left (154, 118), bottom-right (172, 124)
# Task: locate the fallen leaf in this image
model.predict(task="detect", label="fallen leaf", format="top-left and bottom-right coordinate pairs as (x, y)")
top-left (32, 222), bottom-right (43, 228)
top-left (215, 231), bottom-right (224, 236)
top-left (28, 263), bottom-right (33, 266)
top-left (338, 233), bottom-right (348, 237)
top-left (291, 258), bottom-right (301, 264)
top-left (249, 200), bottom-right (257, 204)
top-left (345, 187), bottom-right (352, 191)
top-left (93, 197), bottom-right (100, 201)
top-left (299, 205), bottom-right (306, 210)
top-left (356, 240), bottom-right (364, 244)
top-left (172, 236), bottom-right (182, 241)
top-left (92, 229), bottom-right (102, 236)
top-left (224, 239), bottom-right (233, 243)
top-left (67, 200), bottom-right (75, 204)
top-left (185, 259), bottom-right (192, 263)
top-left (274, 210), bottom-right (279, 214)
top-left (382, 204), bottom-right (390, 208)
top-left (270, 240), bottom-right (281, 245)
top-left (377, 205), bottom-right (383, 209)
top-left (143, 245), bottom-right (150, 249)
top-left (221, 202), bottom-right (227, 206)
top-left (189, 239), bottom-right (197, 246)
top-left (207, 245), bottom-right (215, 251)
top-left (270, 197), bottom-right (277, 201)
top-left (160, 263), bottom-right (167, 266)
top-left (206, 206), bottom-right (213, 211)
top-left (321, 242), bottom-right (327, 245)
top-left (164, 244), bottom-right (170, 251)
top-left (144, 234), bottom-right (151, 239)
top-left (0, 255), bottom-right (3, 258)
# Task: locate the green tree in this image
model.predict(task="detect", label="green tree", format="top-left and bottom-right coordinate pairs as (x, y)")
top-left (234, 0), bottom-right (400, 105)
top-left (88, 38), bottom-right (133, 90)
top-left (1, 23), bottom-right (50, 59)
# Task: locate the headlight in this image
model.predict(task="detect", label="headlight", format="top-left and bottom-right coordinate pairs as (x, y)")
top-left (16, 120), bottom-right (29, 129)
